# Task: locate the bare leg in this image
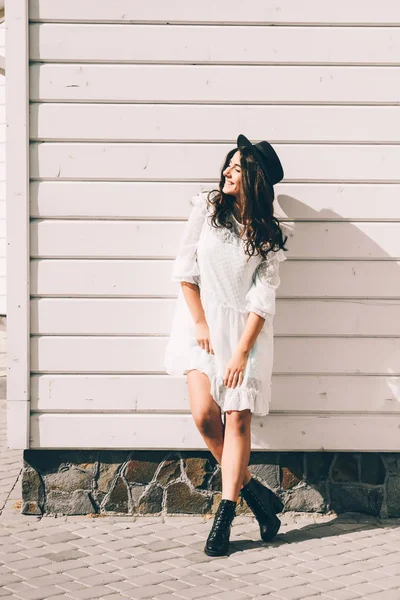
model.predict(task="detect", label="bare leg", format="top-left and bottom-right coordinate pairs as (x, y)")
top-left (186, 370), bottom-right (251, 489)
top-left (221, 409), bottom-right (252, 502)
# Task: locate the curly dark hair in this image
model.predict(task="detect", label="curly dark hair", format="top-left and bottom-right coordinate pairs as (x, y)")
top-left (204, 146), bottom-right (288, 261)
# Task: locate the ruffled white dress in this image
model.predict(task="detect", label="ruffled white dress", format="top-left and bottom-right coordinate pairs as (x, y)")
top-left (164, 191), bottom-right (286, 417)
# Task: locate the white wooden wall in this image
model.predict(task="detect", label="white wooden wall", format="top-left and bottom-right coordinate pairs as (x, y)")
top-left (0, 21), bottom-right (6, 314)
top-left (10, 1), bottom-right (400, 449)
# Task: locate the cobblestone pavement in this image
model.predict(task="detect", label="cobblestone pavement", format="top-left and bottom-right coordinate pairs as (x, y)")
top-left (2, 325), bottom-right (400, 598)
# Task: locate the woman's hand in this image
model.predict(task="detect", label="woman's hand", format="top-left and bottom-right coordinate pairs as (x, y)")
top-left (195, 321), bottom-right (214, 354)
top-left (223, 349), bottom-right (249, 388)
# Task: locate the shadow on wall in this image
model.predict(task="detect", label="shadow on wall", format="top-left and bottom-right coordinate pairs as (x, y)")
top-left (247, 192), bottom-right (400, 517)
top-left (270, 191), bottom-right (400, 408)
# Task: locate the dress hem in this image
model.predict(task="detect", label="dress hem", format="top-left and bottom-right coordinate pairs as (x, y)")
top-left (181, 346), bottom-right (270, 417)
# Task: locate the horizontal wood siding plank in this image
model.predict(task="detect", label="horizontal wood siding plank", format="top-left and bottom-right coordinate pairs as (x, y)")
top-left (30, 64), bottom-right (400, 103)
top-left (29, 413), bottom-right (400, 451)
top-left (30, 221), bottom-right (400, 259)
top-left (31, 374), bottom-right (400, 414)
top-left (28, 1), bottom-right (400, 25)
top-left (31, 336), bottom-right (400, 375)
top-left (30, 143), bottom-right (400, 183)
top-left (31, 104), bottom-right (400, 144)
top-left (31, 181), bottom-right (400, 220)
top-left (31, 298), bottom-right (400, 336)
top-left (30, 24), bottom-right (400, 65)
top-left (31, 259), bottom-right (400, 298)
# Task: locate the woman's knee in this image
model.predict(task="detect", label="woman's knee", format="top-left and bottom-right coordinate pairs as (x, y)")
top-left (225, 409), bottom-right (252, 435)
top-left (192, 408), bottom-right (221, 436)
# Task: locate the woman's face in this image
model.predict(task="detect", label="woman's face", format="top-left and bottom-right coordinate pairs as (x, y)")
top-left (222, 150), bottom-right (242, 198)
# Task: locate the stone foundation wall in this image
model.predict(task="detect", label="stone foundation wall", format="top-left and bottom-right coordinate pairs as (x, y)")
top-left (22, 450), bottom-right (399, 518)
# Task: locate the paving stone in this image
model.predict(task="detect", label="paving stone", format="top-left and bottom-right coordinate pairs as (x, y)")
top-left (75, 573), bottom-right (126, 586)
top-left (199, 571), bottom-right (232, 582)
top-left (157, 580), bottom-right (192, 592)
top-left (38, 559), bottom-right (91, 574)
top-left (222, 563), bottom-right (270, 576)
top-left (0, 572), bottom-right (24, 585)
top-left (238, 584), bottom-right (279, 597)
top-left (136, 550), bottom-right (180, 564)
top-left (309, 579), bottom-right (344, 592)
top-left (61, 587), bottom-right (117, 599)
top-left (367, 592), bottom-right (400, 600)
top-left (54, 581), bottom-right (88, 592)
top-left (210, 579), bottom-right (250, 591)
top-left (265, 576), bottom-right (315, 592)
top-left (5, 586), bottom-right (66, 600)
top-left (143, 539), bottom-right (184, 552)
top-left (372, 574), bottom-right (400, 589)
top-left (126, 585), bottom-right (194, 599)
top-left (59, 566), bottom-right (100, 579)
top-left (359, 569), bottom-right (392, 582)
top-left (202, 592), bottom-right (249, 600)
top-left (124, 572), bottom-right (174, 587)
top-left (21, 573), bottom-right (72, 586)
top-left (272, 584), bottom-right (322, 600)
top-left (2, 582), bottom-right (38, 595)
top-left (322, 590), bottom-right (361, 600)
top-left (105, 581), bottom-right (138, 593)
top-left (152, 595), bottom-right (182, 600)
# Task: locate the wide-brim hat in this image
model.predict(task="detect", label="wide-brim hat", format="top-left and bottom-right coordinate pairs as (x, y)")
top-left (237, 134), bottom-right (284, 187)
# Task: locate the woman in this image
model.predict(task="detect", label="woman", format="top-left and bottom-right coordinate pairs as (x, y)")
top-left (164, 134), bottom-right (288, 556)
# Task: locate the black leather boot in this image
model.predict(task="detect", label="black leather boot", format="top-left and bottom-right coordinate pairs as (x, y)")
top-left (240, 477), bottom-right (284, 542)
top-left (204, 498), bottom-right (237, 556)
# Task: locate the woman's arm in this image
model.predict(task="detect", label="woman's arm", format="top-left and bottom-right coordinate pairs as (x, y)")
top-left (224, 250), bottom-right (286, 388)
top-left (181, 282), bottom-right (214, 355)
top-left (180, 281), bottom-right (206, 325)
top-left (171, 193), bottom-right (207, 286)
top-left (223, 313), bottom-right (264, 387)
top-left (236, 312), bottom-right (265, 356)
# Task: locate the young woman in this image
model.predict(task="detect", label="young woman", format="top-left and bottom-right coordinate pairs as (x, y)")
top-left (164, 134), bottom-right (288, 556)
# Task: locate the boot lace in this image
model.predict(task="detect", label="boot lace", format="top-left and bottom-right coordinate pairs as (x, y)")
top-left (209, 503), bottom-right (235, 539)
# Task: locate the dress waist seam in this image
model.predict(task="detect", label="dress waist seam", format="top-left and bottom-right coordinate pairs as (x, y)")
top-left (200, 288), bottom-right (247, 314)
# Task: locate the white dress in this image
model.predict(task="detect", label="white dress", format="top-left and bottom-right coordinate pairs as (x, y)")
top-left (164, 191), bottom-right (287, 417)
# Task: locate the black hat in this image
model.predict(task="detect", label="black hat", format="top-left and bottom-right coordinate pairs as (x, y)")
top-left (237, 134), bottom-right (284, 187)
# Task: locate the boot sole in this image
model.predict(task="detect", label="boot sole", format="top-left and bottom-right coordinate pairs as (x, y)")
top-left (204, 544), bottom-right (229, 557)
top-left (261, 514), bottom-right (282, 542)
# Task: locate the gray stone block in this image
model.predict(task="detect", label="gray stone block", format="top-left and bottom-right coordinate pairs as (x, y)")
top-left (330, 483), bottom-right (383, 515)
top-left (284, 483), bottom-right (327, 513)
top-left (165, 482), bottom-right (211, 514)
top-left (386, 475), bottom-right (400, 517)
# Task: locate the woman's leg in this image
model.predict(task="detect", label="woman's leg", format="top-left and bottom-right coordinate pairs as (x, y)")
top-left (221, 409), bottom-right (252, 501)
top-left (186, 370), bottom-right (251, 488)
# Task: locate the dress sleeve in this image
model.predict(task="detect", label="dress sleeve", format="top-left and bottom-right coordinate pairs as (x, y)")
top-left (171, 193), bottom-right (208, 285)
top-left (244, 249), bottom-right (287, 319)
